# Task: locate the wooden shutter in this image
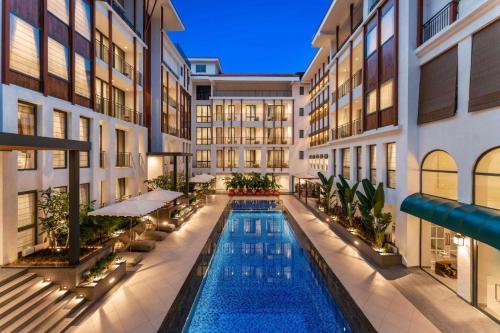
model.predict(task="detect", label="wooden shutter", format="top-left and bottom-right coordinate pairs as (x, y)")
top-left (418, 46), bottom-right (457, 124)
top-left (470, 19), bottom-right (500, 112)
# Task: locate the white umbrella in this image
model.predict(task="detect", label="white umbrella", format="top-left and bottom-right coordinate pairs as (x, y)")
top-left (137, 189), bottom-right (183, 203)
top-left (89, 197), bottom-right (165, 217)
top-left (190, 173), bottom-right (215, 183)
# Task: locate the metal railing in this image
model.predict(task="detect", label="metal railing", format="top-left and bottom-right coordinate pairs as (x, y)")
top-left (113, 53), bottom-right (135, 81)
top-left (116, 152), bottom-right (132, 167)
top-left (267, 162), bottom-right (289, 169)
top-left (212, 137), bottom-right (292, 145)
top-left (195, 161), bottom-right (211, 168)
top-left (96, 39), bottom-right (109, 63)
top-left (244, 162), bottom-right (261, 168)
top-left (331, 119), bottom-right (362, 140)
top-left (95, 95), bottom-right (142, 125)
top-left (213, 90), bottom-right (293, 97)
top-left (108, 0), bottom-right (141, 37)
top-left (422, 1), bottom-right (458, 43)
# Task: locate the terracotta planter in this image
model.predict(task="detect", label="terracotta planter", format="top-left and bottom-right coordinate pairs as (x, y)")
top-left (264, 189), bottom-right (271, 196)
top-left (246, 190), bottom-right (254, 196)
top-left (228, 189), bottom-right (235, 196)
top-left (238, 190), bottom-right (244, 196)
top-left (273, 190), bottom-right (280, 197)
top-left (255, 190), bottom-right (261, 196)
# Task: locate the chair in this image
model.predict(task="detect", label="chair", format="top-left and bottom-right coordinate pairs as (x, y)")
top-left (133, 222), bottom-right (168, 241)
top-left (118, 234), bottom-right (156, 252)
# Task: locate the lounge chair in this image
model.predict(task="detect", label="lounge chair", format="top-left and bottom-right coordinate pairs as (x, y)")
top-left (115, 252), bottom-right (143, 267)
top-left (133, 222), bottom-right (168, 241)
top-left (155, 222), bottom-right (176, 233)
top-left (118, 234), bottom-right (156, 252)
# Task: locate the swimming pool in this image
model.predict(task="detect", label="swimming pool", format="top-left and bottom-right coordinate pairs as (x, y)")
top-left (182, 210), bottom-right (351, 333)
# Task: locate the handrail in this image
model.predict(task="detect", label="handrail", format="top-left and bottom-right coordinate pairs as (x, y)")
top-left (213, 90), bottom-right (292, 98)
top-left (422, 1), bottom-right (458, 43)
top-left (116, 152), bottom-right (132, 167)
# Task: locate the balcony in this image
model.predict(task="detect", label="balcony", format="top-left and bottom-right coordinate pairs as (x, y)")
top-left (267, 162), bottom-right (289, 169)
top-left (105, 0), bottom-right (141, 38)
top-left (421, 1), bottom-right (459, 43)
top-left (213, 90), bottom-right (292, 98)
top-left (195, 161), bottom-right (211, 168)
top-left (116, 152), bottom-right (132, 167)
top-left (266, 137), bottom-right (292, 145)
top-left (244, 162), bottom-right (261, 168)
top-left (331, 119), bottom-right (362, 140)
top-left (96, 40), bottom-right (143, 86)
top-left (95, 95), bottom-right (143, 125)
top-left (96, 40), bottom-right (109, 63)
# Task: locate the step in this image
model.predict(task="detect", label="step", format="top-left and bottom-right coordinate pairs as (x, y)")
top-left (0, 277), bottom-right (52, 319)
top-left (47, 299), bottom-right (90, 333)
top-left (0, 269), bottom-right (28, 287)
top-left (3, 290), bottom-right (71, 332)
top-left (0, 276), bottom-right (46, 309)
top-left (21, 295), bottom-right (85, 333)
top-left (0, 285), bottom-right (59, 332)
top-left (0, 272), bottom-right (37, 297)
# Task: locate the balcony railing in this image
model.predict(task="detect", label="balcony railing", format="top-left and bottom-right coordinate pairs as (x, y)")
top-left (422, 1), bottom-right (459, 43)
top-left (113, 53), bottom-right (135, 81)
top-left (212, 137), bottom-right (292, 145)
top-left (244, 162), bottom-right (261, 168)
top-left (116, 152), bottom-right (131, 167)
top-left (267, 162), bottom-right (289, 169)
top-left (96, 40), bottom-right (109, 63)
top-left (213, 90), bottom-right (292, 98)
top-left (195, 161), bottom-right (211, 168)
top-left (95, 95), bottom-right (143, 125)
top-left (331, 119), bottom-right (363, 140)
top-left (107, 0), bottom-right (141, 37)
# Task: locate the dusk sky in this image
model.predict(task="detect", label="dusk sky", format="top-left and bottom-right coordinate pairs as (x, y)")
top-left (169, 0), bottom-right (331, 74)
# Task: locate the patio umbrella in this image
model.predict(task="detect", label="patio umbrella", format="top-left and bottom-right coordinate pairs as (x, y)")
top-left (137, 189), bottom-right (183, 203)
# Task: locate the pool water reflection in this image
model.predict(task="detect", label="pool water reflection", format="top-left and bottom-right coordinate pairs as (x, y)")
top-left (183, 211), bottom-right (351, 333)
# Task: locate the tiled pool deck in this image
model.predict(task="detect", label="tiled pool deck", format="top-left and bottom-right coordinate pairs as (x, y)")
top-left (69, 195), bottom-right (230, 333)
top-left (70, 195), bottom-right (498, 333)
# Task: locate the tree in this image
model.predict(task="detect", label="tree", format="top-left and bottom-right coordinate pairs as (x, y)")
top-left (336, 175), bottom-right (359, 227)
top-left (38, 188), bottom-right (69, 249)
top-left (317, 172), bottom-right (335, 214)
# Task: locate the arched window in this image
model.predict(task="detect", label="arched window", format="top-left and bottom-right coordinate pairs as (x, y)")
top-left (474, 147), bottom-right (500, 210)
top-left (421, 150), bottom-right (458, 200)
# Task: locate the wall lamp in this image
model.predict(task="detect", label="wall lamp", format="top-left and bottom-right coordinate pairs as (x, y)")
top-left (453, 234), bottom-right (465, 246)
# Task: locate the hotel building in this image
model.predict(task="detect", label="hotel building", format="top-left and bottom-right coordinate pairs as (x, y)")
top-left (302, 0), bottom-right (500, 322)
top-left (190, 58), bottom-right (308, 191)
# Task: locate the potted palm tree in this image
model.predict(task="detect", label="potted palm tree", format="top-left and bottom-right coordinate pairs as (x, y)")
top-left (262, 174), bottom-right (272, 196)
top-left (224, 176), bottom-right (236, 196)
top-left (270, 175), bottom-right (281, 196)
top-left (250, 173), bottom-right (263, 196)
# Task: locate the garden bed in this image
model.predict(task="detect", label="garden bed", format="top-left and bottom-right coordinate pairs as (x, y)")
top-left (76, 261), bottom-right (126, 301)
top-left (13, 247), bottom-right (99, 266)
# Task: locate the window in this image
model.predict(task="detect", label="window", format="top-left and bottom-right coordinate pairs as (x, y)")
top-left (387, 143), bottom-right (396, 188)
top-left (380, 80), bottom-right (393, 110)
top-left (356, 146), bottom-right (362, 182)
top-left (474, 148), bottom-right (500, 210)
top-left (245, 150), bottom-right (258, 168)
top-left (196, 150), bottom-right (211, 168)
top-left (369, 145), bottom-right (377, 184)
top-left (196, 105), bottom-right (212, 123)
top-left (10, 14), bottom-right (40, 79)
top-left (115, 129), bottom-right (129, 167)
top-left (300, 86), bottom-right (304, 95)
top-left (299, 108), bottom-right (304, 116)
top-left (75, 54), bottom-right (91, 98)
top-left (196, 64), bottom-right (206, 73)
top-left (380, 6), bottom-right (394, 45)
top-left (342, 148), bottom-right (350, 180)
top-left (17, 192), bottom-right (37, 254)
top-left (299, 130), bottom-right (304, 138)
top-left (48, 38), bottom-right (69, 80)
top-left (75, 0), bottom-right (91, 40)
top-left (80, 183), bottom-right (90, 206)
top-left (17, 102), bottom-right (36, 170)
top-left (245, 127), bottom-right (257, 144)
top-left (477, 241), bottom-right (500, 321)
top-left (421, 151), bottom-right (457, 200)
top-left (116, 178), bottom-right (126, 202)
top-left (196, 127), bottom-right (212, 145)
top-left (332, 149), bottom-right (337, 177)
top-left (245, 105), bottom-right (257, 121)
top-left (366, 26), bottom-right (377, 57)
top-left (215, 105), bottom-right (223, 121)
top-left (48, 0), bottom-right (70, 24)
top-left (53, 111), bottom-right (67, 169)
top-left (79, 117), bottom-right (90, 167)
top-left (367, 90), bottom-right (377, 114)
top-left (299, 151), bottom-right (304, 160)
top-left (196, 85), bottom-right (211, 100)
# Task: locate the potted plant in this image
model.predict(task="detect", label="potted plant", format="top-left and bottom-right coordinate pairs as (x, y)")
top-left (232, 173), bottom-right (245, 196)
top-left (224, 176), bottom-right (236, 196)
top-left (270, 175), bottom-right (281, 196)
top-left (249, 173), bottom-right (262, 196)
top-left (262, 175), bottom-right (272, 196)
top-left (336, 175), bottom-right (359, 227)
top-left (318, 172), bottom-right (335, 214)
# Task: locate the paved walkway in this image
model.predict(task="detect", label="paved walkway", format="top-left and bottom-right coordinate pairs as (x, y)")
top-left (283, 195), bottom-right (499, 333)
top-left (282, 195), bottom-right (440, 333)
top-left (69, 195), bottom-right (229, 333)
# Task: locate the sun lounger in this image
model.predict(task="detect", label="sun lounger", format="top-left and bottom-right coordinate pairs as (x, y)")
top-left (118, 234), bottom-right (156, 252)
top-left (133, 222), bottom-right (168, 241)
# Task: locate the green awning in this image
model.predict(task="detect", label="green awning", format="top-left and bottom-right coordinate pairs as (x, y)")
top-left (401, 193), bottom-right (500, 250)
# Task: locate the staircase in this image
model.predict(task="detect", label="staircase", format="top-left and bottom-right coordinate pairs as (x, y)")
top-left (0, 268), bottom-right (90, 333)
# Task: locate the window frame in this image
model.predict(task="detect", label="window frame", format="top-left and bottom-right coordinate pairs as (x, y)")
top-left (17, 101), bottom-right (38, 171)
top-left (386, 142), bottom-right (396, 189)
top-left (52, 110), bottom-right (68, 169)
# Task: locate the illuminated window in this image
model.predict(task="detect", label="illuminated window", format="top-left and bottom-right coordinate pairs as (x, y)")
top-left (53, 111), bottom-right (67, 169)
top-left (366, 26), bottom-right (377, 57)
top-left (196, 105), bottom-right (212, 123)
top-left (17, 192), bottom-right (37, 254)
top-left (17, 102), bottom-right (37, 170)
top-left (380, 80), bottom-right (393, 110)
top-left (48, 38), bottom-right (69, 80)
top-left (369, 145), bottom-right (377, 184)
top-left (386, 143), bottom-right (396, 188)
top-left (422, 151), bottom-right (457, 200)
top-left (356, 146), bottom-right (362, 182)
top-left (474, 148), bottom-right (500, 210)
top-left (342, 148), bottom-right (350, 180)
top-left (10, 14), bottom-right (40, 78)
top-left (80, 183), bottom-right (90, 206)
top-left (196, 150), bottom-right (211, 168)
top-left (75, 0), bottom-right (91, 40)
top-left (367, 90), bottom-right (377, 114)
top-left (196, 127), bottom-right (212, 145)
top-left (75, 54), bottom-right (91, 97)
top-left (48, 0), bottom-right (69, 24)
top-left (79, 117), bottom-right (90, 167)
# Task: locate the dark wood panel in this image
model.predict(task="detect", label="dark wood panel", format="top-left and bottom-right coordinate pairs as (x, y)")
top-left (365, 112), bottom-right (378, 130)
top-left (48, 13), bottom-right (69, 46)
top-left (47, 75), bottom-right (70, 101)
top-left (366, 54), bottom-right (378, 92)
top-left (75, 34), bottom-right (91, 58)
top-left (10, 0), bottom-right (40, 27)
top-left (75, 94), bottom-right (91, 108)
top-left (9, 70), bottom-right (41, 91)
top-left (380, 107), bottom-right (395, 127)
top-left (381, 37), bottom-right (395, 82)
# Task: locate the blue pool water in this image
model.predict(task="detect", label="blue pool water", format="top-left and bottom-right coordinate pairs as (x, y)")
top-left (183, 210), bottom-right (351, 333)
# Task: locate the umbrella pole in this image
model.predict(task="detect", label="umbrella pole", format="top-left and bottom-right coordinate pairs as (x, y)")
top-left (129, 217), bottom-right (132, 253)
